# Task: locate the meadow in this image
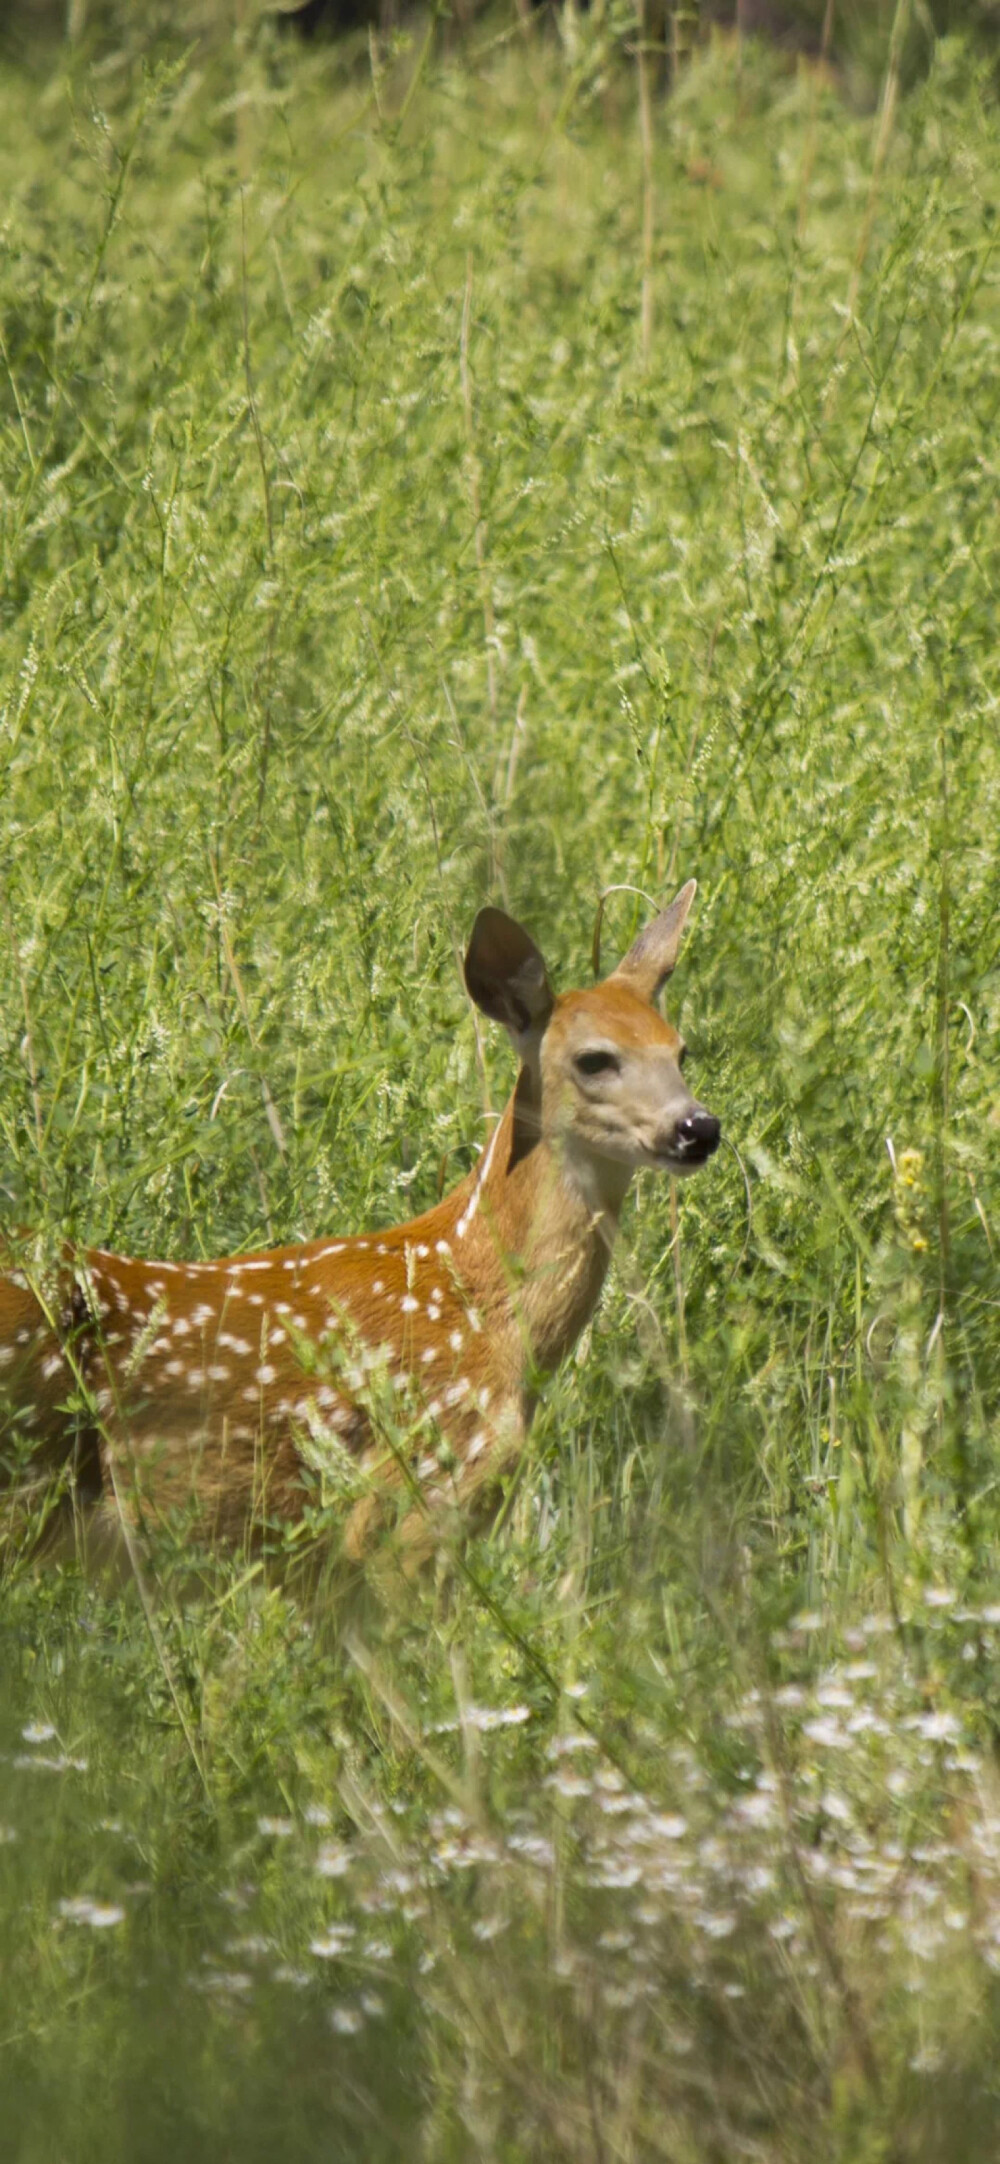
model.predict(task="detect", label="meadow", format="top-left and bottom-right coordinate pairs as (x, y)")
top-left (1, 12), bottom-right (999, 2157)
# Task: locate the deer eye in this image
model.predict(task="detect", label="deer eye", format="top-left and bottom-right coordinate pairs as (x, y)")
top-left (575, 1049), bottom-right (621, 1079)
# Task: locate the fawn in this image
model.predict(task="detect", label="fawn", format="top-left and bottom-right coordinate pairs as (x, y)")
top-left (0, 882), bottom-right (719, 1557)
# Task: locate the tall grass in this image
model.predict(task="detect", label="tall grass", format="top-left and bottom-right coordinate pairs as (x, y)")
top-left (1, 18), bottom-right (999, 2159)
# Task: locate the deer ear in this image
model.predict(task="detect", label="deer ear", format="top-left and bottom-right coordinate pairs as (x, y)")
top-left (464, 908), bottom-right (555, 1045)
top-left (609, 879), bottom-right (697, 1004)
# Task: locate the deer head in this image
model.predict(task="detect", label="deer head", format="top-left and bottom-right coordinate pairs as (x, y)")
top-left (464, 879), bottom-right (720, 1208)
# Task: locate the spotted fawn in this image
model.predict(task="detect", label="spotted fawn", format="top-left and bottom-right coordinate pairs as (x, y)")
top-left (0, 882), bottom-right (719, 1557)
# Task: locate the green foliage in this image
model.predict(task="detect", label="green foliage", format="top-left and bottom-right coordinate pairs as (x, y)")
top-left (1, 21), bottom-right (999, 2160)
top-left (5, 0), bottom-right (1000, 97)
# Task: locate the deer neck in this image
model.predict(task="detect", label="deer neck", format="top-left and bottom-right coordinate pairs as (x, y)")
top-left (450, 1080), bottom-right (632, 1379)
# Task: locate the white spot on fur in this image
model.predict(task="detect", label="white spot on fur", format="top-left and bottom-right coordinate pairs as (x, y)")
top-left (443, 1380), bottom-right (470, 1408)
top-left (186, 1370), bottom-right (205, 1390)
top-left (422, 1347), bottom-right (436, 1365)
top-left (449, 1331), bottom-right (464, 1353)
top-left (401, 1296), bottom-right (418, 1314)
top-left (172, 1318), bottom-right (191, 1338)
top-left (164, 1361), bottom-right (184, 1378)
top-left (207, 1365), bottom-right (230, 1383)
top-left (468, 1430), bottom-right (488, 1462)
top-left (41, 1354), bottom-right (64, 1380)
top-left (192, 1305), bottom-right (215, 1327)
top-left (435, 1240), bottom-right (451, 1257)
top-left (255, 1364), bottom-right (276, 1385)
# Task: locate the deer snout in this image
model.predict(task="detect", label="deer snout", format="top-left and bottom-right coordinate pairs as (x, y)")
top-left (670, 1108), bottom-right (721, 1164)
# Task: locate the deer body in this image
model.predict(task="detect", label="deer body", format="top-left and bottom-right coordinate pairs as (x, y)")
top-left (0, 885), bottom-right (719, 1557)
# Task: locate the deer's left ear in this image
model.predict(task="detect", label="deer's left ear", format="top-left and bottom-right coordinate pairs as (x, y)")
top-left (609, 879), bottom-right (697, 1004)
top-left (464, 908), bottom-right (555, 1046)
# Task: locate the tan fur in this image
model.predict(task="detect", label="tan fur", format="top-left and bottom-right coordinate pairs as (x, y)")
top-left (0, 887), bottom-right (719, 1557)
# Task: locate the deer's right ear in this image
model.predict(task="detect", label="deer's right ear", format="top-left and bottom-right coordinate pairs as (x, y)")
top-left (464, 908), bottom-right (555, 1046)
top-left (609, 879), bottom-right (697, 1004)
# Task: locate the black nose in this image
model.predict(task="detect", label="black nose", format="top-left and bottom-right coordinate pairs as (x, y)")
top-left (675, 1110), bottom-right (721, 1159)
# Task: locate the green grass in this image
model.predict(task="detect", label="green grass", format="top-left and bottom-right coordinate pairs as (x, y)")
top-left (1, 15), bottom-right (1000, 2159)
